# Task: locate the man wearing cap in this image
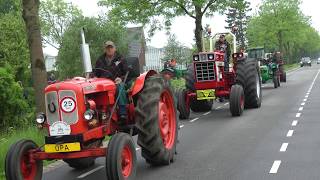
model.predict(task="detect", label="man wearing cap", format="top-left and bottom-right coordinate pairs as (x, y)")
top-left (215, 34), bottom-right (231, 71)
top-left (95, 41), bottom-right (128, 122)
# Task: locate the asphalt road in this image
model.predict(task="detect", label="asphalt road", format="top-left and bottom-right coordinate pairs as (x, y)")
top-left (43, 64), bottom-right (320, 180)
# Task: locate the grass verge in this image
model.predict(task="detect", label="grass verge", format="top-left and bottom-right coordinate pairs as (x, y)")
top-left (284, 63), bottom-right (299, 71)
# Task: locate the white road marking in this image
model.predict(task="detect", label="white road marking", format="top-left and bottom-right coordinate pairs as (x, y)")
top-left (190, 118), bottom-right (199, 123)
top-left (180, 124), bottom-right (185, 128)
top-left (306, 92), bottom-right (310, 95)
top-left (296, 113), bottom-right (301, 118)
top-left (303, 98), bottom-right (307, 102)
top-left (203, 112), bottom-right (211, 116)
top-left (136, 147), bottom-right (141, 151)
top-left (298, 107), bottom-right (303, 111)
top-left (287, 130), bottom-right (294, 137)
top-left (216, 106), bottom-right (222, 110)
top-left (77, 165), bottom-right (104, 179)
top-left (280, 143), bottom-right (289, 152)
top-left (269, 160), bottom-right (281, 174)
top-left (292, 120), bottom-right (298, 126)
top-left (301, 102), bottom-right (305, 106)
top-left (224, 103), bottom-right (229, 106)
top-left (305, 95), bottom-right (308, 98)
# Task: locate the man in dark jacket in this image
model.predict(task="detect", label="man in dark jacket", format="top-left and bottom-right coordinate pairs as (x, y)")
top-left (95, 41), bottom-right (128, 121)
top-left (215, 34), bottom-right (231, 71)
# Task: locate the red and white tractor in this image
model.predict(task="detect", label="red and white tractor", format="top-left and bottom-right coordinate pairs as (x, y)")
top-left (177, 32), bottom-right (262, 119)
top-left (5, 29), bottom-right (178, 180)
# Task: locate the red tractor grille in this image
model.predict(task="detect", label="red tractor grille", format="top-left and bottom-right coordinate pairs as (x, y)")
top-left (195, 62), bottom-right (215, 82)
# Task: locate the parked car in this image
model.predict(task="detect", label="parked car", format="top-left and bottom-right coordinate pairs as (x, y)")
top-left (300, 57), bottom-right (312, 67)
top-left (317, 58), bottom-right (320, 64)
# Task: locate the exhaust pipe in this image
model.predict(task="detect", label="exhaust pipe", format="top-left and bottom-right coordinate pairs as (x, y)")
top-left (80, 28), bottom-right (92, 79)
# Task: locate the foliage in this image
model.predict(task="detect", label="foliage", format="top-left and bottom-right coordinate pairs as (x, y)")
top-left (57, 17), bottom-right (128, 79)
top-left (162, 34), bottom-right (193, 66)
top-left (99, 0), bottom-right (229, 52)
top-left (246, 0), bottom-right (320, 63)
top-left (225, 0), bottom-right (251, 48)
top-left (40, 0), bottom-right (83, 48)
top-left (0, 0), bottom-right (31, 87)
top-left (0, 65), bottom-right (31, 130)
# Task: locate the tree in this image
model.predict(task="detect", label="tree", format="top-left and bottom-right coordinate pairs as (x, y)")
top-left (225, 0), bottom-right (251, 48)
top-left (246, 0), bottom-right (320, 63)
top-left (57, 17), bottom-right (128, 79)
top-left (162, 34), bottom-right (193, 66)
top-left (40, 0), bottom-right (82, 49)
top-left (22, 0), bottom-right (48, 113)
top-left (0, 4), bottom-right (31, 86)
top-left (99, 0), bottom-right (228, 52)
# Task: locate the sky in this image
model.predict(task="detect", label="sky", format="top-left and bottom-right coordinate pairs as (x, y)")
top-left (44, 0), bottom-right (320, 55)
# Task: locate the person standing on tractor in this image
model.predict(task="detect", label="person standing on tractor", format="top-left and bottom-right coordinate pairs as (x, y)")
top-left (215, 34), bottom-right (231, 71)
top-left (95, 41), bottom-right (128, 121)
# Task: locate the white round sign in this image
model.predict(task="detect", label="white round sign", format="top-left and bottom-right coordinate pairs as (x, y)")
top-left (49, 121), bottom-right (71, 136)
top-left (60, 97), bottom-right (76, 113)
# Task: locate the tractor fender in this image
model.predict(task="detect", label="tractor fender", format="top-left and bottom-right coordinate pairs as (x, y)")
top-left (131, 70), bottom-right (157, 96)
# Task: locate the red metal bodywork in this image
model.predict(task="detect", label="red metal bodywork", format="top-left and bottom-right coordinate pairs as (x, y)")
top-left (31, 71), bottom-right (156, 161)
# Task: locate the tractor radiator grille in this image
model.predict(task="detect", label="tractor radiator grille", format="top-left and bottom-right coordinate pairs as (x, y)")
top-left (45, 90), bottom-right (78, 125)
top-left (195, 62), bottom-right (215, 82)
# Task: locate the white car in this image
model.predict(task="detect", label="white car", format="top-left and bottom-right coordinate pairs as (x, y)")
top-left (317, 58), bottom-right (320, 64)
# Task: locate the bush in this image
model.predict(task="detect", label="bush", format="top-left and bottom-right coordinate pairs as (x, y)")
top-left (0, 65), bottom-right (30, 130)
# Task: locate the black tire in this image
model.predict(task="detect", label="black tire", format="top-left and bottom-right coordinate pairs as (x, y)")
top-left (273, 75), bottom-right (278, 88)
top-left (236, 60), bottom-right (262, 108)
top-left (177, 89), bottom-right (190, 119)
top-left (106, 133), bottom-right (137, 180)
top-left (280, 72), bottom-right (287, 82)
top-left (185, 64), bottom-right (195, 91)
top-left (190, 99), bottom-right (213, 112)
top-left (135, 75), bottom-right (178, 166)
top-left (229, 84), bottom-right (244, 116)
top-left (63, 157), bottom-right (95, 170)
top-left (5, 139), bottom-right (43, 180)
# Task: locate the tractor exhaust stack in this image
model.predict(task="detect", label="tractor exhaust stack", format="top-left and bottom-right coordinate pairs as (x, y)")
top-left (80, 28), bottom-right (92, 79)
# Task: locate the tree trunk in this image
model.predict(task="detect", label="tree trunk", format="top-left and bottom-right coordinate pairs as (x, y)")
top-left (194, 6), bottom-right (203, 52)
top-left (22, 0), bottom-right (47, 113)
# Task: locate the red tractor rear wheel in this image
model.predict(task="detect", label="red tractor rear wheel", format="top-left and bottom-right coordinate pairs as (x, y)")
top-left (135, 75), bottom-right (178, 165)
top-left (5, 139), bottom-right (43, 180)
top-left (106, 132), bottom-right (137, 180)
top-left (229, 84), bottom-right (245, 116)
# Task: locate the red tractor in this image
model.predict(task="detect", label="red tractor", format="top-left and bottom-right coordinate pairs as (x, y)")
top-left (177, 32), bottom-right (262, 119)
top-left (5, 29), bottom-right (178, 180)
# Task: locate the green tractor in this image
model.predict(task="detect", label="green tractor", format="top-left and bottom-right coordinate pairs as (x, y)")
top-left (247, 47), bottom-right (281, 88)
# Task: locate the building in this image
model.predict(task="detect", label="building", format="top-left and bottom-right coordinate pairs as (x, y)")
top-left (145, 46), bottom-right (165, 68)
top-left (44, 54), bottom-right (57, 72)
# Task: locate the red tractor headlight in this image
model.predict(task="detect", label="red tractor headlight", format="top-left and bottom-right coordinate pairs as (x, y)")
top-left (84, 110), bottom-right (94, 120)
top-left (208, 54), bottom-right (214, 60)
top-left (36, 113), bottom-right (46, 124)
top-left (193, 55), bottom-right (200, 61)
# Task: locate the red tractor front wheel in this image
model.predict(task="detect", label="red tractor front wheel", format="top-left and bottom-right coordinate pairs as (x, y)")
top-left (106, 132), bottom-right (137, 180)
top-left (229, 84), bottom-right (245, 116)
top-left (5, 139), bottom-right (43, 180)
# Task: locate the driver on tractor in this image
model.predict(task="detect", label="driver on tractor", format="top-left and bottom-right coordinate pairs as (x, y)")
top-left (215, 34), bottom-right (231, 71)
top-left (94, 41), bottom-right (128, 122)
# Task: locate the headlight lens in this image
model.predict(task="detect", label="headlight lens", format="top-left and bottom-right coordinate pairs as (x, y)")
top-left (193, 55), bottom-right (199, 61)
top-left (36, 113), bottom-right (46, 124)
top-left (208, 54), bottom-right (214, 60)
top-left (84, 110), bottom-right (94, 120)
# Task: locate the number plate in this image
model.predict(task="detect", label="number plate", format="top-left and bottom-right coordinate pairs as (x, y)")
top-left (196, 89), bottom-right (216, 100)
top-left (44, 142), bottom-right (81, 153)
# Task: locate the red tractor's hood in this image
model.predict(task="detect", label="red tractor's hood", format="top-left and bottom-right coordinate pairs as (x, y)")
top-left (45, 77), bottom-right (116, 94)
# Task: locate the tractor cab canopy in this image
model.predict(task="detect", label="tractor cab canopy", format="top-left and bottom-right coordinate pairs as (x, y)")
top-left (247, 47), bottom-right (265, 60)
